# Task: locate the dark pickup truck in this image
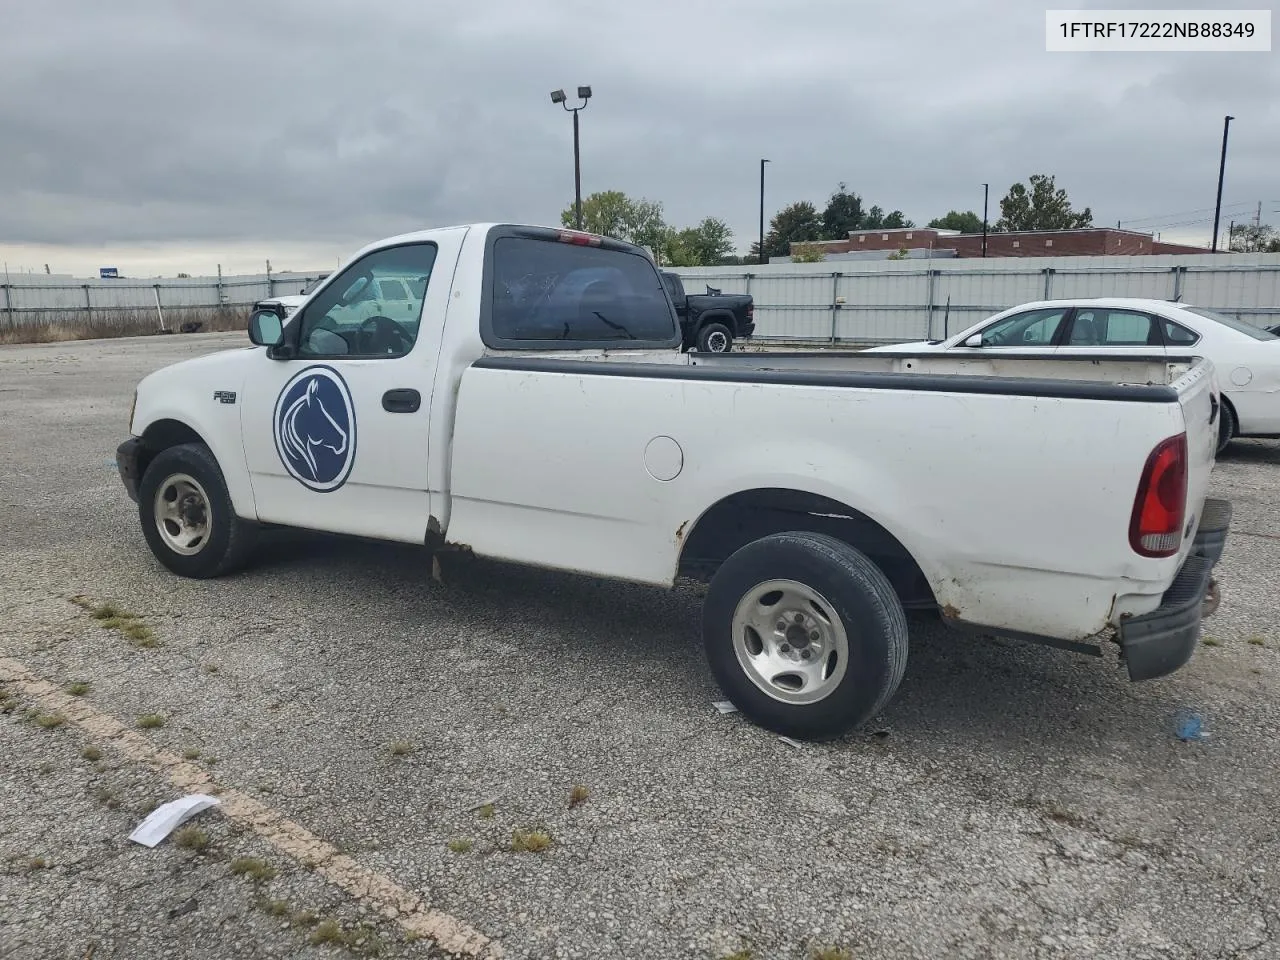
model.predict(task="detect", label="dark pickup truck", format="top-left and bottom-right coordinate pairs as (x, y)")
top-left (661, 271), bottom-right (755, 353)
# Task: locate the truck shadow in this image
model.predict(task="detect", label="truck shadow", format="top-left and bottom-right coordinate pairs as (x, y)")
top-left (251, 529), bottom-right (1194, 758)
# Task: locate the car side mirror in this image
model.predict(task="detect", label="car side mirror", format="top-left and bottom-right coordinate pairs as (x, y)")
top-left (248, 309), bottom-right (284, 347)
top-left (963, 333), bottom-right (983, 347)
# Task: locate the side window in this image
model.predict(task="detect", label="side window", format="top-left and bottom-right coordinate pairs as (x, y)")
top-left (297, 244), bottom-right (437, 359)
top-left (1162, 318), bottom-right (1199, 346)
top-left (1098, 310), bottom-right (1158, 346)
top-left (662, 274), bottom-right (681, 300)
top-left (979, 308), bottom-right (1067, 346)
top-left (489, 237), bottom-right (676, 344)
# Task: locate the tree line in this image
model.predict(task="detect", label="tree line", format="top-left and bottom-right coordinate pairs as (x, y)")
top-left (563, 174), bottom-right (1272, 264)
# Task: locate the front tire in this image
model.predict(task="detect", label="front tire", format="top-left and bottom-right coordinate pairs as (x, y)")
top-left (702, 531), bottom-right (908, 740)
top-left (696, 322), bottom-right (733, 353)
top-left (138, 443), bottom-right (256, 578)
top-left (1216, 401), bottom-right (1236, 455)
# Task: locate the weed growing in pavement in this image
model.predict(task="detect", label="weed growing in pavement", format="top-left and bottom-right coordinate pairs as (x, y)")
top-left (66, 681), bottom-right (91, 696)
top-left (1248, 635), bottom-right (1266, 646)
top-left (173, 827), bottom-right (209, 853)
top-left (81, 746), bottom-right (102, 761)
top-left (722, 951), bottom-right (755, 960)
top-left (1201, 637), bottom-right (1222, 647)
top-left (33, 712), bottom-right (66, 729)
top-left (27, 856), bottom-right (49, 871)
top-left (810, 948), bottom-right (853, 960)
top-left (181, 748), bottom-right (200, 760)
top-left (510, 829), bottom-right (553, 853)
top-left (477, 803), bottom-right (495, 819)
top-left (291, 909), bottom-right (320, 927)
top-left (229, 857), bottom-right (276, 882)
top-left (568, 784), bottom-right (590, 808)
top-left (447, 839), bottom-right (473, 853)
top-left (70, 596), bottom-right (162, 648)
top-left (387, 740), bottom-right (413, 757)
top-left (136, 713), bottom-right (165, 729)
top-left (258, 898), bottom-right (290, 918)
top-left (93, 787), bottom-right (120, 809)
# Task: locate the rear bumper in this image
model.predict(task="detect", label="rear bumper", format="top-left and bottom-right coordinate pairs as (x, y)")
top-left (739, 321), bottom-right (756, 338)
top-left (117, 437), bottom-right (143, 504)
top-left (1118, 497), bottom-right (1232, 682)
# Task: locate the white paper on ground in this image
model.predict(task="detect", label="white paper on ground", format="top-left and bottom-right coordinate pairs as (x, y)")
top-left (712, 701), bottom-right (739, 715)
top-left (777, 736), bottom-right (804, 749)
top-left (128, 794), bottom-right (221, 848)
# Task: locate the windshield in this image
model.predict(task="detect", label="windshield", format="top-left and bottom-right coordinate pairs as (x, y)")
top-left (1185, 307), bottom-right (1278, 341)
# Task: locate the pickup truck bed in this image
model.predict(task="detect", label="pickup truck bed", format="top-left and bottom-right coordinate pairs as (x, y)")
top-left (117, 222), bottom-right (1230, 739)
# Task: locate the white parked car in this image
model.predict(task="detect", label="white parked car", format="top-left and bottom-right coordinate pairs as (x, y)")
top-left (116, 227), bottom-right (1230, 739)
top-left (866, 298), bottom-right (1280, 452)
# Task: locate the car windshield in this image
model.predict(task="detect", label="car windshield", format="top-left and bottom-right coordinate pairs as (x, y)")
top-left (1185, 307), bottom-right (1278, 341)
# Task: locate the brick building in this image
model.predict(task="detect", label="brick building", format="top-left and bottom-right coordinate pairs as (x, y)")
top-left (786, 227), bottom-right (1210, 261)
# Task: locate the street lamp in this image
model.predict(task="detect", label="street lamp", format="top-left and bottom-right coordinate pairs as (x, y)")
top-left (982, 183), bottom-right (989, 258)
top-left (759, 159), bottom-right (770, 266)
top-left (551, 86), bottom-right (592, 230)
top-left (1211, 114), bottom-right (1234, 252)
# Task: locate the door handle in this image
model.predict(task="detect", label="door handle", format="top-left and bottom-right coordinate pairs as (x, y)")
top-left (382, 388), bottom-right (421, 413)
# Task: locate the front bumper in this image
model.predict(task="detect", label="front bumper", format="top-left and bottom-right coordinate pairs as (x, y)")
top-left (1119, 497), bottom-right (1232, 682)
top-left (116, 437), bottom-right (143, 504)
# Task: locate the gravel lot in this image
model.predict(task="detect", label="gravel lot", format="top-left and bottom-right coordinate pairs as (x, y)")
top-left (2, 332), bottom-right (1279, 960)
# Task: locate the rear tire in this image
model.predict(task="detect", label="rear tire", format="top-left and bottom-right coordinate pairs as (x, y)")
top-left (1216, 401), bottom-right (1236, 455)
top-left (696, 322), bottom-right (733, 353)
top-left (702, 531), bottom-right (908, 740)
top-left (138, 443), bottom-right (257, 578)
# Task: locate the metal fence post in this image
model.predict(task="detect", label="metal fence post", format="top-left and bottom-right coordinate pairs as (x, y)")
top-left (1171, 265), bottom-right (1186, 301)
top-left (925, 269), bottom-right (938, 340)
top-left (1, 284), bottom-right (11, 329)
top-left (83, 284), bottom-right (92, 324)
top-left (217, 264), bottom-right (225, 314)
top-left (830, 272), bottom-right (841, 344)
top-left (1043, 267), bottom-right (1055, 299)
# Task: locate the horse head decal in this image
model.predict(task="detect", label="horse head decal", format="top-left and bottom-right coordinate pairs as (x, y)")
top-left (281, 377), bottom-right (350, 481)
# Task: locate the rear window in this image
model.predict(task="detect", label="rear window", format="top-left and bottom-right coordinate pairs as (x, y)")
top-left (1185, 307), bottom-right (1278, 341)
top-left (489, 237), bottom-right (676, 344)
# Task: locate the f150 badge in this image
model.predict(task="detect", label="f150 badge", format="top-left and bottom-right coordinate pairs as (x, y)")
top-left (272, 366), bottom-right (357, 492)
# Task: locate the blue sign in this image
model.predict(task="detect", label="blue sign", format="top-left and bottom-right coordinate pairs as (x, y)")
top-left (272, 366), bottom-right (357, 492)
top-left (100, 267), bottom-right (119, 279)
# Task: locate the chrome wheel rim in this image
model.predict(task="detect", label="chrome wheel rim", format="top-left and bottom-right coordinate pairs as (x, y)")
top-left (153, 473), bottom-right (212, 556)
top-left (731, 579), bottom-right (849, 704)
top-left (705, 330), bottom-right (729, 352)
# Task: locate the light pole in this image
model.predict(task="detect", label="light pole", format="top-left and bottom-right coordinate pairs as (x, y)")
top-left (759, 159), bottom-right (770, 266)
top-left (550, 86), bottom-right (592, 230)
top-left (1211, 114), bottom-right (1234, 252)
top-left (981, 183), bottom-right (989, 257)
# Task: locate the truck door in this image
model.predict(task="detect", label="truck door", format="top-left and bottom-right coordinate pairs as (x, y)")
top-left (238, 229), bottom-right (465, 542)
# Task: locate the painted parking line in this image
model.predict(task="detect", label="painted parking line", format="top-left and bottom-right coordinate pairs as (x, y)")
top-left (0, 656), bottom-right (503, 959)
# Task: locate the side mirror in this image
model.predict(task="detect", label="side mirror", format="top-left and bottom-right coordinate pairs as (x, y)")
top-left (248, 309), bottom-right (284, 347)
top-left (963, 333), bottom-right (984, 348)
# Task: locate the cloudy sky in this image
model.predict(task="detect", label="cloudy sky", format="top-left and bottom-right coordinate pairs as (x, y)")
top-left (1, 0), bottom-right (1276, 277)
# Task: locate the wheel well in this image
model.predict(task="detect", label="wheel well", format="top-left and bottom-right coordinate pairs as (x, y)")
top-left (699, 312), bottom-right (734, 331)
top-left (677, 488), bottom-right (936, 609)
top-left (1220, 393), bottom-right (1238, 432)
top-left (138, 419), bottom-right (207, 477)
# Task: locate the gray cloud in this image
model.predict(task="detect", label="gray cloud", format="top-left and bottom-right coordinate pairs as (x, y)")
top-left (2, 0), bottom-right (1276, 268)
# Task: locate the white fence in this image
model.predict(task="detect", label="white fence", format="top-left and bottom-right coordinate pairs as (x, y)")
top-left (674, 252), bottom-right (1280, 343)
top-left (4, 253), bottom-right (1279, 343)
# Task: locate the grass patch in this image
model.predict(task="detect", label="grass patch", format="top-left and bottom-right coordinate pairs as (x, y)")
top-left (181, 748), bottom-right (201, 760)
top-left (27, 856), bottom-right (49, 871)
top-left (1201, 637), bottom-right (1222, 647)
top-left (124, 623), bottom-right (158, 647)
top-left (310, 919), bottom-right (348, 946)
top-left (93, 787), bottom-right (120, 809)
top-left (66, 681), bottom-right (91, 696)
top-left (510, 829), bottom-right (553, 853)
top-left (476, 803), bottom-right (495, 820)
top-left (446, 839), bottom-right (473, 854)
top-left (811, 948), bottom-right (853, 960)
top-left (291, 909), bottom-right (320, 927)
top-left (1248, 635), bottom-right (1266, 647)
top-left (259, 898), bottom-right (291, 918)
top-left (229, 857), bottom-right (276, 882)
top-left (33, 712), bottom-right (66, 730)
top-left (89, 602), bottom-right (125, 621)
top-left (203, 663), bottom-right (220, 674)
top-left (568, 784), bottom-right (590, 808)
top-left (173, 826), bottom-right (209, 852)
top-left (387, 740), bottom-right (413, 757)
top-left (81, 746), bottom-right (102, 761)
top-left (136, 713), bottom-right (165, 729)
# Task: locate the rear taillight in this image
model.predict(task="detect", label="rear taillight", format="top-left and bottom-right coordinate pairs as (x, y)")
top-left (1129, 433), bottom-right (1188, 557)
top-left (746, 303), bottom-right (754, 319)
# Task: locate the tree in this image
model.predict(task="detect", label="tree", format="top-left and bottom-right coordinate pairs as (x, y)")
top-left (754, 201), bottom-right (823, 261)
top-left (665, 217), bottom-right (735, 266)
top-left (561, 190), bottom-right (636, 238)
top-left (927, 210), bottom-right (984, 233)
top-left (860, 205), bottom-right (914, 230)
top-left (994, 174), bottom-right (1092, 231)
top-left (791, 243), bottom-right (827, 263)
top-left (822, 183), bottom-right (864, 240)
top-left (1228, 223), bottom-right (1280, 253)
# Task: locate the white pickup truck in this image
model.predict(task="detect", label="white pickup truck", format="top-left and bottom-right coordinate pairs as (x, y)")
top-left (117, 223), bottom-right (1231, 738)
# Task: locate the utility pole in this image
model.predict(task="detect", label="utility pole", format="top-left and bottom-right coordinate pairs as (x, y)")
top-left (1211, 114), bottom-right (1234, 252)
top-left (982, 183), bottom-right (989, 258)
top-left (759, 159), bottom-right (770, 266)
